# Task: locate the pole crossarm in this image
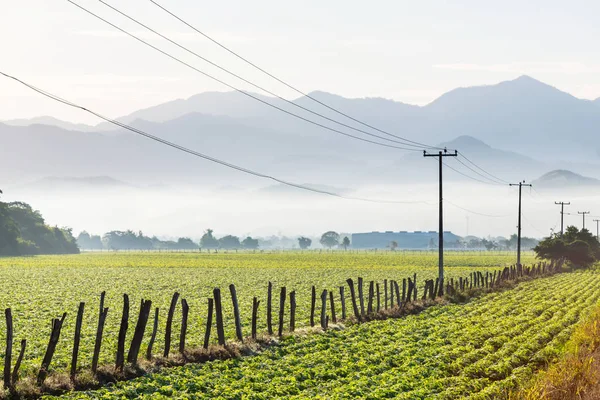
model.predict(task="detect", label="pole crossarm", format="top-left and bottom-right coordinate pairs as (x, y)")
top-left (423, 148), bottom-right (458, 287)
top-left (555, 201), bottom-right (570, 236)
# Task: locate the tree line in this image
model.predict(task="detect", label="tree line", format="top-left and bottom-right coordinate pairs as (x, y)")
top-left (0, 201), bottom-right (79, 256)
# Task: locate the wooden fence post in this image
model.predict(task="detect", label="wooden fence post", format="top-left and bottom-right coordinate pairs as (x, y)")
top-left (339, 286), bottom-right (346, 320)
top-left (38, 313), bottom-right (67, 385)
top-left (164, 292), bottom-right (180, 357)
top-left (229, 284), bottom-right (243, 342)
top-left (346, 279), bottom-right (361, 322)
top-left (358, 277), bottom-right (365, 317)
top-left (116, 294), bottom-right (129, 371)
top-left (390, 280), bottom-right (395, 308)
top-left (267, 282), bottom-right (273, 335)
top-left (402, 279), bottom-right (407, 302)
top-left (213, 289), bottom-right (226, 346)
top-left (376, 283), bottom-right (381, 312)
top-left (251, 297), bottom-right (259, 339)
top-left (11, 339), bottom-right (25, 386)
top-left (203, 298), bottom-right (214, 349)
top-left (4, 308), bottom-right (12, 389)
top-left (384, 279), bottom-right (388, 309)
top-left (70, 302), bottom-right (85, 379)
top-left (320, 290), bottom-right (328, 329)
top-left (147, 307), bottom-right (159, 360)
top-left (179, 299), bottom-right (189, 355)
top-left (367, 281), bottom-right (374, 315)
top-left (406, 278), bottom-right (413, 302)
top-left (92, 292), bottom-right (107, 374)
top-left (413, 273), bottom-right (418, 300)
top-left (278, 287), bottom-right (286, 337)
top-left (128, 299), bottom-right (152, 364)
top-left (329, 291), bottom-right (336, 323)
top-left (394, 281), bottom-right (401, 306)
top-left (310, 286), bottom-right (316, 327)
top-left (433, 279), bottom-right (439, 299)
top-left (290, 291), bottom-right (297, 332)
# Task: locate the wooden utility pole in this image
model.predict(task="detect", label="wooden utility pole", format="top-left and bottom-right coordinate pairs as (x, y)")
top-left (594, 219), bottom-right (600, 241)
top-left (510, 181), bottom-right (532, 266)
top-left (578, 211), bottom-right (590, 230)
top-left (423, 148), bottom-right (458, 289)
top-left (554, 201), bottom-right (570, 236)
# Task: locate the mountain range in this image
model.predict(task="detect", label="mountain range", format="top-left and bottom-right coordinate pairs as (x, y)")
top-left (3, 75), bottom-right (600, 188)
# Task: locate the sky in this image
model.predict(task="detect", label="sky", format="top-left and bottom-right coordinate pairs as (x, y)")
top-left (2, 0), bottom-right (600, 124)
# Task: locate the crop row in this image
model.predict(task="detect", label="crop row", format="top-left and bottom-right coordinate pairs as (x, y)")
top-left (55, 271), bottom-right (600, 399)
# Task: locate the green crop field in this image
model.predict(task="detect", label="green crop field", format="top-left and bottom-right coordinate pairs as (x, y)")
top-left (54, 270), bottom-right (600, 400)
top-left (0, 251), bottom-right (533, 381)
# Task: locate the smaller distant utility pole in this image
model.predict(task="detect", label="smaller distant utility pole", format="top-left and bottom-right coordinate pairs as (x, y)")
top-left (554, 201), bottom-right (570, 236)
top-left (578, 211), bottom-right (590, 230)
top-left (594, 219), bottom-right (600, 242)
top-left (510, 181), bottom-right (532, 266)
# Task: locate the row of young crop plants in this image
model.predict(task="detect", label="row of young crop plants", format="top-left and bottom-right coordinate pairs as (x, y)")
top-left (56, 268), bottom-right (600, 400)
top-left (0, 260), bottom-right (561, 397)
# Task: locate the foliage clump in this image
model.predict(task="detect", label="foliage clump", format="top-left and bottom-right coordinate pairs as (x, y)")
top-left (534, 226), bottom-right (600, 268)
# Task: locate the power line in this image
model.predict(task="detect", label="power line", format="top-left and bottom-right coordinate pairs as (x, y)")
top-left (146, 0), bottom-right (444, 151)
top-left (66, 0), bottom-right (421, 152)
top-left (0, 70), bottom-right (437, 206)
top-left (441, 160), bottom-right (499, 186)
top-left (94, 0), bottom-right (430, 151)
top-left (452, 157), bottom-right (505, 185)
top-left (444, 200), bottom-right (511, 218)
top-left (457, 152), bottom-right (510, 185)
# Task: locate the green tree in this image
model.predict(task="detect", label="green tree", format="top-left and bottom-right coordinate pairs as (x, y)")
top-left (389, 240), bottom-right (398, 251)
top-left (320, 231), bottom-right (340, 249)
top-left (342, 236), bottom-right (351, 250)
top-left (200, 229), bottom-right (219, 249)
top-left (219, 235), bottom-right (241, 249)
top-left (534, 226), bottom-right (599, 268)
top-left (298, 237), bottom-right (312, 249)
top-left (242, 237), bottom-right (259, 250)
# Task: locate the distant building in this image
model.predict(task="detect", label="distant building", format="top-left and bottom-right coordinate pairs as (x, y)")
top-left (351, 231), bottom-right (461, 249)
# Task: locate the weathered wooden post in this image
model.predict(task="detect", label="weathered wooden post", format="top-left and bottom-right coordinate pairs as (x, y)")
top-left (4, 308), bottom-right (12, 389)
top-left (278, 287), bottom-right (286, 337)
top-left (38, 313), bottom-right (67, 385)
top-left (267, 282), bottom-right (273, 335)
top-left (12, 340), bottom-right (25, 386)
top-left (92, 292), bottom-right (108, 374)
top-left (229, 284), bottom-right (243, 342)
top-left (251, 297), bottom-right (260, 339)
top-left (390, 280), bottom-right (395, 308)
top-left (346, 279), bottom-right (361, 322)
top-left (147, 307), bottom-right (159, 360)
top-left (310, 286), bottom-right (316, 327)
top-left (179, 299), bottom-right (189, 354)
top-left (203, 298), bottom-right (214, 349)
top-left (70, 302), bottom-right (85, 379)
top-left (376, 283), bottom-right (381, 312)
top-left (320, 290), bottom-right (328, 329)
top-left (394, 281), bottom-right (401, 306)
top-left (164, 292), bottom-right (180, 357)
top-left (290, 291), bottom-right (297, 332)
top-left (339, 286), bottom-right (346, 320)
top-left (128, 299), bottom-right (152, 364)
top-left (213, 289), bottom-right (226, 346)
top-left (329, 291), bottom-right (336, 323)
top-left (358, 277), bottom-right (365, 317)
top-left (116, 294), bottom-right (129, 371)
top-left (367, 281), bottom-right (374, 315)
top-left (384, 279), bottom-right (388, 309)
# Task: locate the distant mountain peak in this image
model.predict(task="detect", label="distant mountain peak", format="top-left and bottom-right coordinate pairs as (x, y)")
top-left (532, 169), bottom-right (600, 188)
top-left (439, 135), bottom-right (491, 149)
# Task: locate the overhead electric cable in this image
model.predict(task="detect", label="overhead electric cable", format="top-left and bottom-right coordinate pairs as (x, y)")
top-left (66, 0), bottom-right (421, 152)
top-left (457, 152), bottom-right (510, 185)
top-left (147, 0), bottom-right (445, 151)
top-left (453, 157), bottom-right (505, 185)
top-left (95, 0), bottom-right (430, 150)
top-left (440, 160), bottom-right (499, 186)
top-left (444, 199), bottom-right (511, 218)
top-left (0, 71), bottom-right (436, 205)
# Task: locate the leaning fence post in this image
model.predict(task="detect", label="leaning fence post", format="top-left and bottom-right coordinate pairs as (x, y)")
top-left (413, 273), bottom-right (418, 300)
top-left (4, 308), bottom-right (12, 389)
top-left (92, 292), bottom-right (108, 374)
top-left (213, 289), bottom-right (226, 346)
top-left (128, 299), bottom-right (152, 364)
top-left (164, 292), bottom-right (180, 357)
top-left (179, 299), bottom-right (189, 355)
top-left (320, 290), bottom-right (328, 329)
top-left (339, 286), bottom-right (346, 320)
top-left (147, 307), bottom-right (159, 360)
top-left (229, 284), bottom-right (243, 342)
top-left (346, 279), bottom-right (361, 322)
top-left (329, 290), bottom-right (336, 323)
top-left (70, 302), bottom-right (85, 379)
top-left (376, 283), bottom-right (381, 312)
top-left (203, 298), bottom-right (214, 349)
top-left (290, 291), bottom-right (297, 332)
top-left (278, 287), bottom-right (286, 337)
top-left (252, 297), bottom-right (260, 339)
top-left (310, 286), bottom-right (316, 327)
top-left (267, 282), bottom-right (273, 335)
top-left (116, 294), bottom-right (129, 371)
top-left (358, 277), bottom-right (365, 317)
top-left (12, 339), bottom-right (25, 386)
top-left (394, 281), bottom-right (401, 307)
top-left (390, 280), bottom-right (395, 308)
top-left (38, 313), bottom-right (67, 385)
top-left (402, 278), bottom-right (407, 302)
top-left (367, 281), bottom-right (374, 315)
top-left (384, 279), bottom-right (388, 309)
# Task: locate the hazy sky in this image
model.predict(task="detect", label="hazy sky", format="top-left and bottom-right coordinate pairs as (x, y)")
top-left (2, 0), bottom-right (600, 123)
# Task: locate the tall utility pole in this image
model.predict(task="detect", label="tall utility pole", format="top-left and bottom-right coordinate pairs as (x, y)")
top-left (423, 148), bottom-right (458, 288)
top-left (510, 181), bottom-right (532, 266)
top-left (578, 211), bottom-right (590, 230)
top-left (554, 201), bottom-right (570, 235)
top-left (594, 219), bottom-right (600, 241)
